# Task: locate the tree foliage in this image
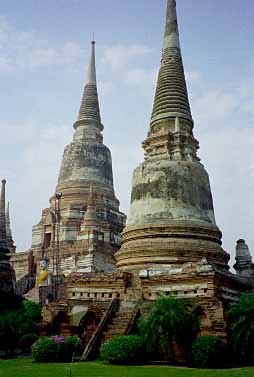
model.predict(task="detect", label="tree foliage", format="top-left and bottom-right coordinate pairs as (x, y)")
top-left (138, 296), bottom-right (199, 361)
top-left (0, 300), bottom-right (41, 357)
top-left (228, 293), bottom-right (254, 362)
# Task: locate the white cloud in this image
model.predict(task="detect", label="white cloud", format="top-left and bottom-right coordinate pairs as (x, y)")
top-left (102, 44), bottom-right (152, 70)
top-left (99, 81), bottom-right (116, 96)
top-left (110, 143), bottom-right (143, 214)
top-left (200, 126), bottom-right (254, 267)
top-left (0, 56), bottom-right (10, 72)
top-left (2, 120), bottom-right (73, 251)
top-left (0, 17), bottom-right (84, 72)
top-left (27, 42), bottom-right (84, 69)
top-left (193, 90), bottom-right (238, 128)
top-left (186, 70), bottom-right (202, 84)
top-left (124, 67), bottom-right (157, 86)
top-left (190, 80), bottom-right (254, 266)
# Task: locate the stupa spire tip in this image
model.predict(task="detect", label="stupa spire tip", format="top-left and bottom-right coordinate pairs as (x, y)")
top-left (76, 39), bottom-right (101, 126)
top-left (164, 0), bottom-right (180, 50)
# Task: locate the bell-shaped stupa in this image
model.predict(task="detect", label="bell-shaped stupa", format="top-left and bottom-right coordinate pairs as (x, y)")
top-left (29, 41), bottom-right (126, 276)
top-left (116, 0), bottom-right (230, 272)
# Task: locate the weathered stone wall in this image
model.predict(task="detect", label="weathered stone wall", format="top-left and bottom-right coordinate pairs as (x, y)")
top-left (58, 142), bottom-right (114, 189)
top-left (129, 160), bottom-right (215, 226)
top-left (10, 236), bottom-right (121, 280)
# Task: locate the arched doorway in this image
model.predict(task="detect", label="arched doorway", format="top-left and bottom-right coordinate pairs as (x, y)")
top-left (79, 311), bottom-right (101, 347)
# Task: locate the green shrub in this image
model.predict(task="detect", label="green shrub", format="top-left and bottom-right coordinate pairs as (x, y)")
top-left (32, 335), bottom-right (82, 362)
top-left (0, 300), bottom-right (41, 358)
top-left (32, 337), bottom-right (57, 362)
top-left (19, 333), bottom-right (38, 353)
top-left (65, 336), bottom-right (82, 357)
top-left (100, 335), bottom-right (143, 364)
top-left (191, 336), bottom-right (224, 368)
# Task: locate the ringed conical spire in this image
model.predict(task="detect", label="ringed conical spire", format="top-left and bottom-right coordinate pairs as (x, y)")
top-left (0, 179), bottom-right (9, 253)
top-left (116, 0), bottom-right (230, 272)
top-left (164, 0), bottom-right (180, 50)
top-left (150, 0), bottom-right (192, 129)
top-left (75, 40), bottom-right (102, 130)
top-left (6, 202), bottom-right (16, 253)
top-left (0, 179), bottom-right (15, 296)
top-left (57, 40), bottom-right (115, 189)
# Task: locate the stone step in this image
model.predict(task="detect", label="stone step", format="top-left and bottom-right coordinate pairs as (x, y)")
top-left (111, 318), bottom-right (131, 325)
top-left (114, 314), bottom-right (133, 320)
top-left (104, 329), bottom-right (126, 335)
top-left (96, 306), bottom-right (136, 352)
top-left (102, 332), bottom-right (125, 341)
top-left (106, 325), bottom-right (128, 331)
top-left (102, 330), bottom-right (126, 338)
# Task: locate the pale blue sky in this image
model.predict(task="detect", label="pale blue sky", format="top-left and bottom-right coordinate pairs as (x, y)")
top-left (1, 0), bottom-right (254, 266)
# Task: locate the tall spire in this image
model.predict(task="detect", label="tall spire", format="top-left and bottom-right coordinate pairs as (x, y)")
top-left (57, 40), bottom-right (115, 190)
top-left (164, 0), bottom-right (180, 50)
top-left (150, 0), bottom-right (192, 129)
top-left (116, 0), bottom-right (230, 272)
top-left (6, 202), bottom-right (16, 253)
top-left (0, 179), bottom-right (8, 253)
top-left (0, 179), bottom-right (15, 297)
top-left (75, 40), bottom-right (102, 130)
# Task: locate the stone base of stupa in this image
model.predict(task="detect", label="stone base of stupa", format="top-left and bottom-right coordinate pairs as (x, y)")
top-left (116, 222), bottom-right (230, 272)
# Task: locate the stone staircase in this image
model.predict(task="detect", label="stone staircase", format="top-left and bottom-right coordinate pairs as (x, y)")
top-left (80, 300), bottom-right (139, 360)
top-left (95, 301), bottom-right (139, 359)
top-left (101, 302), bottom-right (136, 342)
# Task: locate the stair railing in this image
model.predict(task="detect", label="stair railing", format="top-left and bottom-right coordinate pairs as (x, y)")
top-left (125, 304), bottom-right (140, 335)
top-left (80, 298), bottom-right (119, 361)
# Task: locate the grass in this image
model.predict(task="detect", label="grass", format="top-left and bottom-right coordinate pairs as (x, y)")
top-left (0, 359), bottom-right (254, 377)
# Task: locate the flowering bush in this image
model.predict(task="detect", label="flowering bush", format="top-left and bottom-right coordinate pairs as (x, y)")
top-left (32, 335), bottom-right (82, 362)
top-left (65, 335), bottom-right (82, 356)
top-left (52, 335), bottom-right (65, 344)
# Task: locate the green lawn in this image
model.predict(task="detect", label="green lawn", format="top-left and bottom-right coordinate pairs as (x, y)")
top-left (0, 359), bottom-right (254, 377)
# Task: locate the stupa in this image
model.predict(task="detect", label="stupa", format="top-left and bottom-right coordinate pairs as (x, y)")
top-left (116, 0), bottom-right (230, 272)
top-left (0, 180), bottom-right (16, 296)
top-left (11, 41), bottom-right (126, 279)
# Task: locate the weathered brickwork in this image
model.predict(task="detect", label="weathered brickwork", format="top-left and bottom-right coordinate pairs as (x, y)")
top-left (7, 0), bottom-right (254, 363)
top-left (0, 180), bottom-right (16, 296)
top-left (116, 0), bottom-right (229, 272)
top-left (10, 41), bottom-right (126, 279)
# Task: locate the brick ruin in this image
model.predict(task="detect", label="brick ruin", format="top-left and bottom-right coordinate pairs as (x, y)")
top-left (11, 40), bottom-right (126, 282)
top-left (3, 0), bottom-right (254, 360)
top-left (0, 180), bottom-right (16, 297)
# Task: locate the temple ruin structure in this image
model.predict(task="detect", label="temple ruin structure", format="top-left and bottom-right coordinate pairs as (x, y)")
top-left (10, 40), bottom-right (126, 281)
top-left (0, 180), bottom-right (16, 296)
top-left (116, 0), bottom-right (229, 272)
top-left (7, 0), bottom-right (254, 360)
